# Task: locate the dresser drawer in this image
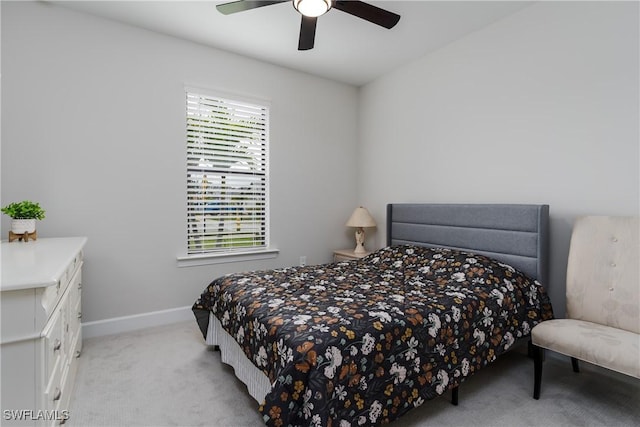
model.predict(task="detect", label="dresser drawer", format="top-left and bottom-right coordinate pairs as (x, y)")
top-left (58, 251), bottom-right (82, 295)
top-left (66, 251), bottom-right (83, 288)
top-left (42, 305), bottom-right (64, 382)
top-left (69, 268), bottom-right (82, 311)
top-left (70, 250), bottom-right (82, 272)
top-left (68, 295), bottom-right (82, 357)
top-left (42, 284), bottom-right (60, 321)
top-left (44, 356), bottom-right (64, 412)
top-left (42, 255), bottom-right (81, 320)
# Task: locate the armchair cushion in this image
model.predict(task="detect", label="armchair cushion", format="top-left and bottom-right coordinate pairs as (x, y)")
top-left (532, 318), bottom-right (640, 378)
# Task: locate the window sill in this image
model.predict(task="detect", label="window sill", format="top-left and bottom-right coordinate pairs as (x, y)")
top-left (176, 248), bottom-right (279, 267)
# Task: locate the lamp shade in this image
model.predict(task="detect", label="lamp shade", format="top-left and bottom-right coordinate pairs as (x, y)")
top-left (346, 207), bottom-right (377, 228)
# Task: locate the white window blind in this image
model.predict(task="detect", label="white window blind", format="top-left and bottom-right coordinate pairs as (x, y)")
top-left (186, 89), bottom-right (269, 255)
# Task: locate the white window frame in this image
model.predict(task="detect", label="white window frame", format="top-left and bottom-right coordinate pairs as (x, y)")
top-left (178, 87), bottom-right (277, 266)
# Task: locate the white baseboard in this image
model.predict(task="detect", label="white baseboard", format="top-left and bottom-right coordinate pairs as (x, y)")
top-left (82, 306), bottom-right (193, 339)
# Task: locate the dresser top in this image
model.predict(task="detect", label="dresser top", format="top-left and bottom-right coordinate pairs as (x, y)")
top-left (1, 237), bottom-right (87, 291)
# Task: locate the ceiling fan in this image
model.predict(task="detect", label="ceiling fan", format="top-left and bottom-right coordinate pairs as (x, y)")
top-left (216, 0), bottom-right (401, 50)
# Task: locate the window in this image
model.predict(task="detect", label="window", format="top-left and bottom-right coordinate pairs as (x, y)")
top-left (185, 88), bottom-right (269, 255)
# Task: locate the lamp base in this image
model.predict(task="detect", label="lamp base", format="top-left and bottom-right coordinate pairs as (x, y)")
top-left (353, 228), bottom-right (366, 253)
top-left (353, 243), bottom-right (367, 254)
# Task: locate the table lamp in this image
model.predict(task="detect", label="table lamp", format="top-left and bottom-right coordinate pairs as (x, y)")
top-left (346, 206), bottom-right (377, 254)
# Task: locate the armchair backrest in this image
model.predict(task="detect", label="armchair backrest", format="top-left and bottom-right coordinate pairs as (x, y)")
top-left (566, 216), bottom-right (639, 334)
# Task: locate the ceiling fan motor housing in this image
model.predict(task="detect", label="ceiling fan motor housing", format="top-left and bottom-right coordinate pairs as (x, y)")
top-left (293, 0), bottom-right (332, 18)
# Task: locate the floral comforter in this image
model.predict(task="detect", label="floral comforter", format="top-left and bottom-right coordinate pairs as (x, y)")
top-left (192, 245), bottom-right (554, 426)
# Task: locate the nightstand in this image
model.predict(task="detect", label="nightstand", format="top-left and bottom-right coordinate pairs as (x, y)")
top-left (333, 249), bottom-right (371, 262)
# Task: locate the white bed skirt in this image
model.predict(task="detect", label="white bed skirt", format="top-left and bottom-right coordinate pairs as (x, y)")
top-left (206, 312), bottom-right (272, 403)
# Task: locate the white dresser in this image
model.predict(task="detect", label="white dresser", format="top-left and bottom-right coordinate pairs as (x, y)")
top-left (1, 237), bottom-right (87, 426)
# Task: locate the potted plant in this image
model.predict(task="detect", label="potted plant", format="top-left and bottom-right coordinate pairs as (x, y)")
top-left (1, 200), bottom-right (46, 234)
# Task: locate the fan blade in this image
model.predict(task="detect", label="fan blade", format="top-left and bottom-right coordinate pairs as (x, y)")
top-left (298, 16), bottom-right (317, 51)
top-left (333, 1), bottom-right (400, 29)
top-left (216, 1), bottom-right (287, 15)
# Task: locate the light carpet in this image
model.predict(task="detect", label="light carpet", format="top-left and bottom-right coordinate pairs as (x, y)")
top-left (67, 321), bottom-right (639, 427)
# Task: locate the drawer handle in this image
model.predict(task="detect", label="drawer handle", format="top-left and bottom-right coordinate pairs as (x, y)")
top-left (77, 312), bottom-right (82, 319)
top-left (53, 388), bottom-right (62, 402)
top-left (53, 339), bottom-right (61, 352)
top-left (75, 350), bottom-right (81, 358)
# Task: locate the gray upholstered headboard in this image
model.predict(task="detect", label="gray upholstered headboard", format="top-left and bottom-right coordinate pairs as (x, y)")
top-left (387, 204), bottom-right (550, 286)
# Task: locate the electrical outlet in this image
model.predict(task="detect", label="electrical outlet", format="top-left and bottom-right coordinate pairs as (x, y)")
top-left (299, 256), bottom-right (307, 266)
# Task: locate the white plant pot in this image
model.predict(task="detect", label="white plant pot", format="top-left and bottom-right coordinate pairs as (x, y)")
top-left (11, 219), bottom-right (36, 234)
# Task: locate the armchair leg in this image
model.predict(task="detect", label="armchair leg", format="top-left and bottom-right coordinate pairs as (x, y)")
top-left (451, 386), bottom-right (459, 406)
top-left (533, 345), bottom-right (543, 399)
top-left (571, 357), bottom-right (580, 373)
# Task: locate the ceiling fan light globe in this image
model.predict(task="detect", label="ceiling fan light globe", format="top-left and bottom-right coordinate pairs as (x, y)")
top-left (293, 0), bottom-right (332, 18)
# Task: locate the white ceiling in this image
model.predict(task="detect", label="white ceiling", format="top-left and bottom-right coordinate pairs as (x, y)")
top-left (53, 1), bottom-right (534, 86)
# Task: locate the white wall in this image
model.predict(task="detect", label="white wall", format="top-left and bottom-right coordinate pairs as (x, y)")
top-left (3, 1), bottom-right (638, 326)
top-left (1, 2), bottom-right (358, 323)
top-left (359, 1), bottom-right (639, 317)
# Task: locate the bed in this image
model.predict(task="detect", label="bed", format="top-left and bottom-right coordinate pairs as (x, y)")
top-left (192, 203), bottom-right (554, 426)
